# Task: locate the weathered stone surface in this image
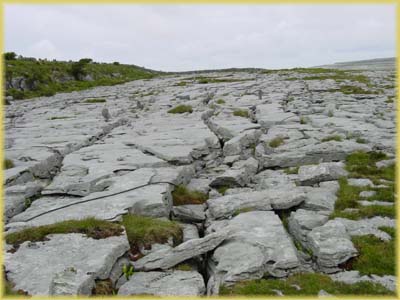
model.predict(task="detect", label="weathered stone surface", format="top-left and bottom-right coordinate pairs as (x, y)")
top-left (209, 157), bottom-right (258, 187)
top-left (207, 211), bottom-right (299, 294)
top-left (223, 129), bottom-right (261, 156)
top-left (206, 188), bottom-right (306, 220)
top-left (288, 209), bottom-right (329, 246)
top-left (330, 271), bottom-right (396, 292)
top-left (118, 271), bottom-right (205, 296)
top-left (172, 205), bottom-right (206, 223)
top-left (133, 230), bottom-right (228, 271)
top-left (298, 162), bottom-right (348, 186)
top-left (306, 220), bottom-right (357, 272)
top-left (7, 167), bottom-right (192, 230)
top-left (5, 233), bottom-right (130, 295)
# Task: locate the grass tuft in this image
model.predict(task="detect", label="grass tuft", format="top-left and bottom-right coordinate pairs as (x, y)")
top-left (122, 214), bottom-right (182, 248)
top-left (168, 105), bottom-right (193, 114)
top-left (5, 218), bottom-right (123, 247)
top-left (172, 185), bottom-right (208, 206)
top-left (220, 273), bottom-right (393, 296)
top-left (216, 99), bottom-right (226, 104)
top-left (4, 159), bottom-right (14, 170)
top-left (233, 109), bottom-right (249, 118)
top-left (321, 135), bottom-right (342, 142)
top-left (284, 166), bottom-right (299, 175)
top-left (85, 98), bottom-right (106, 103)
top-left (269, 137), bottom-right (285, 148)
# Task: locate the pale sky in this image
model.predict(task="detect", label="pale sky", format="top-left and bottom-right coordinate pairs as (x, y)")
top-left (4, 4), bottom-right (396, 72)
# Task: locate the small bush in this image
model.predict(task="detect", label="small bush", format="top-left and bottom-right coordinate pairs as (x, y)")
top-left (216, 99), bottom-right (225, 104)
top-left (172, 185), bottom-right (208, 206)
top-left (168, 105), bottom-right (193, 114)
top-left (269, 137), bottom-right (285, 148)
top-left (122, 214), bottom-right (182, 248)
top-left (92, 279), bottom-right (114, 295)
top-left (321, 135), bottom-right (342, 142)
top-left (85, 98), bottom-right (106, 103)
top-left (5, 218), bottom-right (123, 247)
top-left (233, 109), bottom-right (249, 118)
top-left (4, 159), bottom-right (14, 169)
top-left (4, 52), bottom-right (17, 60)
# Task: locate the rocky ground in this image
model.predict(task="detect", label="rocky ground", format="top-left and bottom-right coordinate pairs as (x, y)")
top-left (3, 59), bottom-right (397, 296)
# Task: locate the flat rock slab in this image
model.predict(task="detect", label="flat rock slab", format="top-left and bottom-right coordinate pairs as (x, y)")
top-left (118, 271), bottom-right (205, 296)
top-left (206, 188), bottom-right (306, 220)
top-left (206, 211), bottom-right (299, 293)
top-left (133, 231), bottom-right (228, 271)
top-left (5, 232), bottom-right (130, 295)
top-left (43, 136), bottom-right (167, 196)
top-left (7, 167), bottom-right (193, 230)
top-left (306, 219), bottom-right (357, 273)
top-left (127, 112), bottom-right (220, 163)
top-left (298, 162), bottom-right (348, 186)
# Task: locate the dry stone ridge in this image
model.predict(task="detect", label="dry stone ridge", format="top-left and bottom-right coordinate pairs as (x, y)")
top-left (3, 58), bottom-right (396, 296)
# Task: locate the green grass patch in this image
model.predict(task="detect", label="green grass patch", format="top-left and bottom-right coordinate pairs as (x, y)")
top-left (350, 231), bottom-right (395, 276)
top-left (284, 166), bottom-right (299, 175)
top-left (220, 273), bottom-right (393, 296)
top-left (171, 185), bottom-right (208, 206)
top-left (122, 214), bottom-right (182, 248)
top-left (232, 109), bottom-right (249, 118)
top-left (321, 135), bottom-right (342, 142)
top-left (269, 137), bottom-right (285, 148)
top-left (174, 81), bottom-right (187, 87)
top-left (5, 57), bottom-right (157, 100)
top-left (217, 185), bottom-right (230, 195)
top-left (85, 98), bottom-right (106, 103)
top-left (355, 137), bottom-right (368, 144)
top-left (175, 263), bottom-right (193, 271)
top-left (168, 104), bottom-right (193, 114)
top-left (5, 218), bottom-right (123, 248)
top-left (216, 99), bottom-right (226, 104)
top-left (329, 85), bottom-right (378, 95)
top-left (300, 116), bottom-right (308, 124)
top-left (4, 159), bottom-right (14, 169)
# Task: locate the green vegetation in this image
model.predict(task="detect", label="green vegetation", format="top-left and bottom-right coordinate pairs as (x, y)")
top-left (299, 116), bottom-right (308, 124)
top-left (220, 273), bottom-right (393, 296)
top-left (321, 135), bottom-right (342, 142)
top-left (331, 151), bottom-right (395, 220)
top-left (171, 185), bottom-right (208, 206)
top-left (216, 99), bottom-right (226, 104)
top-left (232, 109), bottom-right (249, 118)
top-left (168, 104), bottom-right (193, 114)
top-left (174, 81), bottom-right (187, 87)
top-left (284, 166), bottom-right (299, 175)
top-left (4, 52), bottom-right (17, 60)
top-left (5, 54), bottom-right (157, 99)
top-left (269, 137), bottom-right (285, 148)
top-left (92, 279), bottom-right (114, 295)
top-left (386, 95), bottom-right (395, 103)
top-left (4, 159), bottom-right (14, 169)
top-left (121, 214), bottom-right (182, 248)
top-left (233, 207), bottom-right (256, 217)
top-left (85, 98), bottom-right (106, 103)
top-left (350, 227), bottom-right (395, 276)
top-left (175, 263), bottom-right (193, 271)
top-left (328, 110), bottom-right (334, 117)
top-left (5, 218), bottom-right (123, 247)
top-left (122, 264), bottom-right (135, 280)
top-left (217, 185), bottom-right (230, 195)
top-left (355, 137), bottom-right (368, 144)
top-left (197, 76), bottom-right (252, 84)
top-left (329, 85), bottom-right (378, 95)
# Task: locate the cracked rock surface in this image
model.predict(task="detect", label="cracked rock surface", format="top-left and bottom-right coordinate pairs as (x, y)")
top-left (4, 60), bottom-right (396, 296)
